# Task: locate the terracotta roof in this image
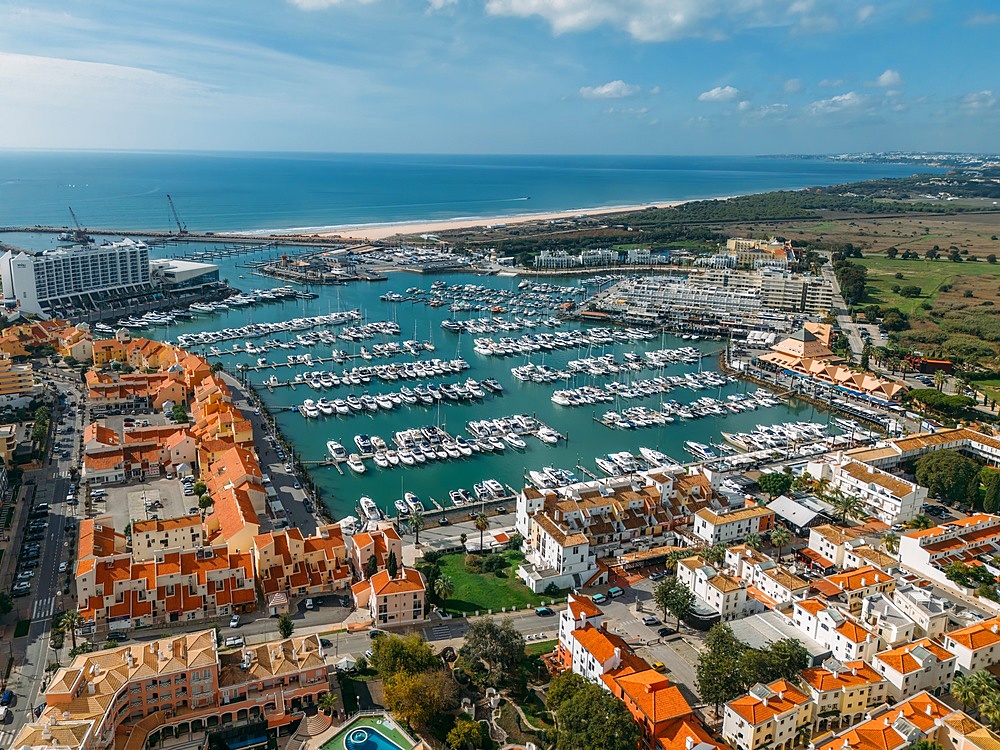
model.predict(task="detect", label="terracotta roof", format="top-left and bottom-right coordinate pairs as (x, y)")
top-left (727, 679), bottom-right (810, 725)
top-left (824, 565), bottom-right (891, 592)
top-left (572, 623), bottom-right (630, 664)
top-left (838, 460), bottom-right (914, 498)
top-left (695, 505), bottom-right (773, 526)
top-left (800, 660), bottom-right (883, 692)
top-left (946, 617), bottom-right (1000, 651)
top-left (875, 638), bottom-right (954, 675)
top-left (566, 594), bottom-right (603, 620)
top-left (368, 566), bottom-right (424, 596)
top-left (132, 514), bottom-right (201, 535)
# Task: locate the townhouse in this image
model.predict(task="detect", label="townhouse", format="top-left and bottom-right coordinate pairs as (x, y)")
top-left (942, 617), bottom-right (1000, 674)
top-left (859, 594), bottom-right (916, 649)
top-left (791, 599), bottom-right (879, 663)
top-left (806, 456), bottom-right (925, 524)
top-left (892, 582), bottom-right (951, 639)
top-left (692, 505), bottom-right (774, 546)
top-left (10, 630), bottom-right (334, 750)
top-left (351, 526), bottom-right (403, 578)
top-left (723, 679), bottom-right (812, 750)
top-left (898, 514), bottom-right (1000, 592)
top-left (131, 515), bottom-right (204, 562)
top-left (555, 594), bottom-right (607, 670)
top-left (676, 556), bottom-right (748, 623)
top-left (812, 565), bottom-right (895, 615)
top-left (799, 658), bottom-right (888, 733)
top-left (872, 638), bottom-right (956, 701)
top-left (252, 525), bottom-right (352, 603)
top-left (810, 691), bottom-right (980, 750)
top-left (76, 541), bottom-right (257, 634)
top-left (351, 567), bottom-right (426, 626)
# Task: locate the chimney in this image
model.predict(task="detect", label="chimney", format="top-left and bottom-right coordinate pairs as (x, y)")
top-left (686, 738), bottom-right (695, 750)
top-left (778, 691), bottom-right (784, 701)
top-left (926, 704), bottom-right (932, 716)
top-left (87, 682), bottom-right (96, 695)
top-left (851, 667), bottom-right (857, 676)
top-left (992, 624), bottom-right (999, 634)
top-left (861, 577), bottom-right (867, 587)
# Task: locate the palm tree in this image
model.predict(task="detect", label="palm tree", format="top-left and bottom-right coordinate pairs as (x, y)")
top-left (770, 525), bottom-right (792, 562)
top-left (664, 549), bottom-right (686, 574)
top-left (410, 509), bottom-right (424, 545)
top-left (882, 532), bottom-right (899, 556)
top-left (699, 543), bottom-right (726, 566)
top-left (933, 369), bottom-right (948, 392)
top-left (434, 574), bottom-right (455, 605)
top-left (318, 691), bottom-right (337, 716)
top-left (951, 672), bottom-right (980, 713)
top-left (61, 610), bottom-right (81, 651)
top-left (906, 514), bottom-right (935, 531)
top-left (744, 532), bottom-right (762, 551)
top-left (978, 689), bottom-right (1000, 729)
top-left (829, 490), bottom-right (865, 526)
top-left (474, 513), bottom-right (490, 552)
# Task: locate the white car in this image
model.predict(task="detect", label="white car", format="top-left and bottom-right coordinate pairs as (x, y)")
top-left (229, 614), bottom-right (241, 628)
top-left (58, 561), bottom-right (68, 573)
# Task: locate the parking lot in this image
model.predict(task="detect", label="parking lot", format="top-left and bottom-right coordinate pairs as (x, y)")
top-left (92, 476), bottom-right (199, 531)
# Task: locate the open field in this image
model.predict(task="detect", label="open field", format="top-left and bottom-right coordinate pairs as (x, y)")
top-left (438, 551), bottom-right (551, 614)
top-left (857, 256), bottom-right (1000, 317)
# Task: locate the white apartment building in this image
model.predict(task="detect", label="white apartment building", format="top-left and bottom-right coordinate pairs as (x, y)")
top-left (815, 565), bottom-right (895, 615)
top-left (942, 616), bottom-right (1000, 674)
top-left (723, 679), bottom-right (813, 750)
top-left (791, 599), bottom-right (879, 663)
top-left (1, 240), bottom-right (151, 315)
top-left (897, 514), bottom-right (1000, 592)
top-left (872, 638), bottom-right (956, 701)
top-left (520, 513), bottom-right (595, 593)
top-left (892, 583), bottom-right (950, 639)
top-left (677, 557), bottom-right (748, 622)
top-left (807, 457), bottom-right (925, 525)
top-left (693, 505), bottom-right (774, 545)
top-left (798, 658), bottom-right (889, 733)
top-left (859, 594), bottom-right (917, 648)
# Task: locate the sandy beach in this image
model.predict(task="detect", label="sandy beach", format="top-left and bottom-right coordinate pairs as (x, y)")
top-left (313, 202), bottom-right (682, 241)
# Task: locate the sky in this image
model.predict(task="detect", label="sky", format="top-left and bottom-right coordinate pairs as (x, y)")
top-left (0, 0), bottom-right (998, 154)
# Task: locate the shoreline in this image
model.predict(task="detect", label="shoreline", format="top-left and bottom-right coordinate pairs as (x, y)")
top-left (260, 199), bottom-right (697, 242)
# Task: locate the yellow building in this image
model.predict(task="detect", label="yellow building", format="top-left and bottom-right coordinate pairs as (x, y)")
top-left (352, 566), bottom-right (426, 626)
top-left (0, 424), bottom-right (16, 464)
top-left (0, 353), bottom-right (34, 397)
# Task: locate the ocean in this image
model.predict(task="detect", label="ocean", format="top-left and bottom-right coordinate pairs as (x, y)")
top-left (0, 151), bottom-right (928, 234)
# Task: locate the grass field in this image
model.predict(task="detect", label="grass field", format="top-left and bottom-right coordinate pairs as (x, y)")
top-left (525, 639), bottom-right (557, 657)
top-left (858, 256), bottom-right (1000, 316)
top-left (438, 551), bottom-right (552, 614)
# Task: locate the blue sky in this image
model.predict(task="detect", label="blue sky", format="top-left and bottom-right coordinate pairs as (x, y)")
top-left (0, 0), bottom-right (997, 154)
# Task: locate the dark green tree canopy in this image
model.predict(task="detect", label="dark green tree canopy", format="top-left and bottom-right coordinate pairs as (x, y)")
top-left (914, 450), bottom-right (981, 504)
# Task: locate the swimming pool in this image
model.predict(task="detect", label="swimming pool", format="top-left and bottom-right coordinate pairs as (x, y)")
top-left (322, 716), bottom-right (414, 750)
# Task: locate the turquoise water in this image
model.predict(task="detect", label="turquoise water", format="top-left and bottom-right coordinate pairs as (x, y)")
top-left (0, 152), bottom-right (929, 233)
top-left (64, 242), bottom-right (827, 520)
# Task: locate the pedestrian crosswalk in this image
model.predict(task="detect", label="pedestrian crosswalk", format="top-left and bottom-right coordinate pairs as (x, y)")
top-left (32, 596), bottom-right (56, 620)
top-left (425, 622), bottom-right (467, 641)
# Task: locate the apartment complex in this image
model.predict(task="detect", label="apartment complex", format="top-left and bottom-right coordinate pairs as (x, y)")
top-left (689, 268), bottom-right (833, 315)
top-left (0, 240), bottom-right (151, 315)
top-left (798, 658), bottom-right (888, 733)
top-left (0, 352), bottom-right (35, 399)
top-left (806, 456), bottom-right (925, 524)
top-left (897, 514), bottom-right (1000, 593)
top-left (351, 567), bottom-right (426, 626)
top-left (872, 638), bottom-right (956, 701)
top-left (723, 679), bottom-right (813, 750)
top-left (692, 505), bottom-right (774, 545)
top-left (10, 629), bottom-right (333, 750)
top-left (942, 616), bottom-right (1000, 674)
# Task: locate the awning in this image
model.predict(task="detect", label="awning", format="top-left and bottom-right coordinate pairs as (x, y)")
top-left (798, 547), bottom-right (835, 570)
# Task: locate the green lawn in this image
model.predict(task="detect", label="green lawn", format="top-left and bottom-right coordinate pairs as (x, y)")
top-left (525, 639), bottom-right (557, 657)
top-left (438, 551), bottom-right (553, 614)
top-left (858, 256), bottom-right (1000, 316)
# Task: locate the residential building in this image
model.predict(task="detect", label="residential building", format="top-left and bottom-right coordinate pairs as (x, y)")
top-left (845, 427), bottom-right (1000, 471)
top-left (892, 583), bottom-right (951, 639)
top-left (0, 352), bottom-right (34, 398)
top-left (252, 525), bottom-right (352, 603)
top-left (859, 594), bottom-right (917, 649)
top-left (799, 658), bottom-right (888, 734)
top-left (555, 594), bottom-right (608, 669)
top-left (943, 617), bottom-right (1000, 674)
top-left (692, 505), bottom-right (774, 545)
top-left (807, 456), bottom-right (925, 524)
top-left (350, 526), bottom-right (402, 578)
top-left (676, 556), bottom-right (748, 622)
top-left (805, 524), bottom-right (861, 570)
top-left (0, 240), bottom-right (152, 316)
top-left (10, 629), bottom-right (334, 750)
top-left (897, 514), bottom-right (1000, 593)
top-left (131, 515), bottom-right (204, 562)
top-left (76, 542), bottom-right (257, 634)
top-left (689, 269), bottom-right (831, 314)
top-left (812, 565), bottom-right (895, 615)
top-left (351, 567), bottom-right (426, 626)
top-left (810, 691), bottom-right (956, 750)
top-left (0, 423), bottom-right (18, 465)
top-left (791, 599), bottom-right (879, 663)
top-left (723, 679), bottom-right (812, 750)
top-left (872, 638), bottom-right (956, 701)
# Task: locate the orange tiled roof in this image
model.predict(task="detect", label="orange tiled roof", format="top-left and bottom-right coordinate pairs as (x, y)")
top-left (368, 566), bottom-right (424, 596)
top-left (800, 660), bottom-right (883, 692)
top-left (824, 565), bottom-right (891, 592)
top-left (572, 623), bottom-right (630, 665)
top-left (875, 638), bottom-right (954, 675)
top-left (727, 679), bottom-right (809, 725)
top-left (567, 594), bottom-right (603, 620)
top-left (946, 617), bottom-right (1000, 651)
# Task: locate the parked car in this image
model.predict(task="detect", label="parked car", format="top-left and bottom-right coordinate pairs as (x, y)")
top-left (229, 614), bottom-right (241, 628)
top-left (641, 615), bottom-right (660, 626)
top-left (591, 593), bottom-right (608, 604)
top-left (535, 607), bottom-right (554, 617)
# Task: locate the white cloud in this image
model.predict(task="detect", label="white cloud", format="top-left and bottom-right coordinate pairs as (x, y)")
top-left (742, 102), bottom-right (790, 120)
top-left (783, 78), bottom-right (803, 94)
top-left (857, 4), bottom-right (875, 23)
top-left (580, 80), bottom-right (640, 99)
top-left (962, 91), bottom-right (996, 112)
top-left (738, 100), bottom-right (752, 111)
top-left (819, 78), bottom-right (844, 88)
top-left (698, 85), bottom-right (740, 102)
top-left (809, 91), bottom-right (864, 115)
top-left (874, 69), bottom-right (902, 88)
top-left (966, 12), bottom-right (1000, 26)
top-left (483, 0), bottom-right (892, 43)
